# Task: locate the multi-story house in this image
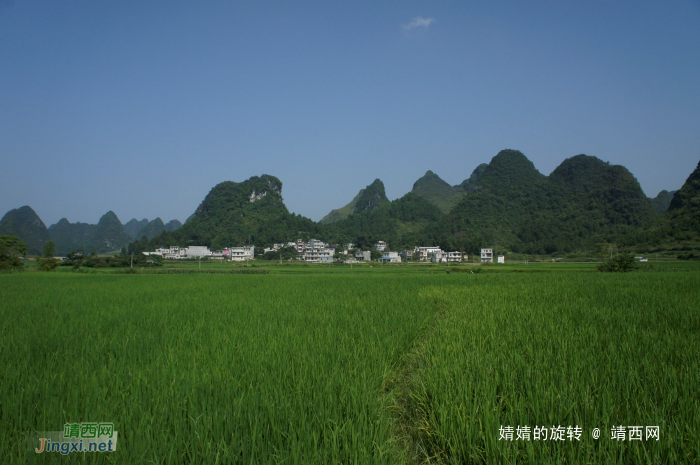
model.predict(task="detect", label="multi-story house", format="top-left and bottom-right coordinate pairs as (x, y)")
top-left (414, 246), bottom-right (443, 261)
top-left (228, 246), bottom-right (255, 261)
top-left (380, 251), bottom-right (401, 263)
top-left (481, 248), bottom-right (493, 263)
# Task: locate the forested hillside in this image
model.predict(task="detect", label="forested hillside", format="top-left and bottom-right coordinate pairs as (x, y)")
top-left (623, 160), bottom-right (700, 250)
top-left (129, 175), bottom-right (323, 253)
top-left (0, 206), bottom-right (50, 255)
top-left (49, 211), bottom-right (132, 255)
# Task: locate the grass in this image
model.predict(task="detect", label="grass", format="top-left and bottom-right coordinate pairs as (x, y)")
top-left (1, 265), bottom-right (698, 463)
top-left (395, 273), bottom-right (700, 463)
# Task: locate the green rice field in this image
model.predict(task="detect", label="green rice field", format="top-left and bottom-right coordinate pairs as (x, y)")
top-left (1, 264), bottom-right (698, 463)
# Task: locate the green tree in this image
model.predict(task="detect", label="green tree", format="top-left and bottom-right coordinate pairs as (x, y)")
top-left (597, 254), bottom-right (638, 272)
top-left (43, 240), bottom-right (56, 258)
top-left (66, 249), bottom-right (85, 269)
top-left (38, 240), bottom-right (59, 271)
top-left (0, 235), bottom-right (27, 271)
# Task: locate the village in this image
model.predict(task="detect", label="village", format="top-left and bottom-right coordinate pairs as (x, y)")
top-left (143, 241), bottom-right (506, 264)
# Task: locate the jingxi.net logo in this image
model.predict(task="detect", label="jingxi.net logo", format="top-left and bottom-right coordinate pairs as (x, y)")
top-left (33, 423), bottom-right (118, 455)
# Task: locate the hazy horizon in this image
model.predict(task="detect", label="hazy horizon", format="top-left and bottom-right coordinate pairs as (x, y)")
top-left (1, 1), bottom-right (698, 226)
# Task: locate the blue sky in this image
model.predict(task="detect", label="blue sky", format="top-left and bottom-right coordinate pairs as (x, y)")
top-left (1, 1), bottom-right (699, 226)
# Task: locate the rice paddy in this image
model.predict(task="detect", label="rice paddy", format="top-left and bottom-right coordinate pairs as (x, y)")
top-left (1, 264), bottom-right (698, 463)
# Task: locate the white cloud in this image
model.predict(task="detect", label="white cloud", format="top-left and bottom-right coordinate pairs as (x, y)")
top-left (403, 17), bottom-right (435, 30)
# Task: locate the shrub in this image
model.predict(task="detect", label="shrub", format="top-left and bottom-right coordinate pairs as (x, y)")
top-left (597, 254), bottom-right (638, 272)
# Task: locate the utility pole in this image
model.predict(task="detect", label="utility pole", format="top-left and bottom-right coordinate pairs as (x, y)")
top-left (130, 252), bottom-right (133, 269)
top-left (199, 255), bottom-right (201, 270)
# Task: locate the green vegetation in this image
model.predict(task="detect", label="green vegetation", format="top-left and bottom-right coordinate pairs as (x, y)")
top-left (132, 176), bottom-right (324, 254)
top-left (131, 218), bottom-right (181, 239)
top-left (410, 171), bottom-right (464, 213)
top-left (649, 190), bottom-right (677, 215)
top-left (0, 206), bottom-right (50, 255)
top-left (136, 217), bottom-right (167, 240)
top-left (394, 272), bottom-right (699, 463)
top-left (124, 218), bottom-right (150, 239)
top-left (1, 265), bottom-right (697, 463)
top-left (449, 152), bottom-right (657, 255)
top-left (623, 160), bottom-right (700, 251)
top-left (354, 179), bottom-right (390, 213)
top-left (3, 151), bottom-right (696, 258)
top-left (48, 211), bottom-right (133, 255)
top-left (261, 246), bottom-right (298, 260)
top-left (0, 235), bottom-right (27, 271)
top-left (320, 189), bottom-right (365, 224)
top-left (1, 272), bottom-right (434, 463)
top-left (324, 192), bottom-right (451, 251)
top-left (36, 240), bottom-right (59, 271)
top-left (596, 253), bottom-right (638, 272)
top-left (459, 163), bottom-right (489, 191)
top-left (164, 219), bottom-right (182, 232)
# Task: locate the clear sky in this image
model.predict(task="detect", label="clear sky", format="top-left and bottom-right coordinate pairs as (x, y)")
top-left (1, 1), bottom-right (699, 226)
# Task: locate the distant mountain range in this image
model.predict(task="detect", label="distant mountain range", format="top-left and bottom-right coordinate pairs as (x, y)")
top-left (3, 149), bottom-right (697, 255)
top-left (0, 208), bottom-right (182, 255)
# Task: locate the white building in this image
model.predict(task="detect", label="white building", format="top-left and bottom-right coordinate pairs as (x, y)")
top-left (497, 255), bottom-right (505, 264)
top-left (481, 248), bottom-right (493, 263)
top-left (263, 243), bottom-right (288, 254)
top-left (447, 252), bottom-right (463, 262)
top-left (400, 250), bottom-right (413, 260)
top-left (294, 239), bottom-right (307, 254)
top-left (304, 247), bottom-right (334, 263)
top-left (414, 246), bottom-right (443, 261)
top-left (430, 251), bottom-right (447, 263)
top-left (228, 246), bottom-right (255, 261)
top-left (184, 246), bottom-right (211, 258)
top-left (307, 238), bottom-right (327, 250)
top-left (355, 250), bottom-right (371, 262)
top-left (374, 241), bottom-right (388, 251)
top-left (210, 250), bottom-right (228, 260)
top-left (318, 248), bottom-right (334, 263)
top-left (379, 251), bottom-right (401, 263)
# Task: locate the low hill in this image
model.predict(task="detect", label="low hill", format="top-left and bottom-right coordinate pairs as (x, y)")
top-left (624, 160), bottom-right (700, 250)
top-left (320, 190), bottom-right (364, 224)
top-left (410, 171), bottom-right (464, 213)
top-left (0, 206), bottom-right (50, 255)
top-left (165, 219), bottom-right (182, 232)
top-left (124, 218), bottom-right (149, 239)
top-left (320, 179), bottom-right (390, 224)
top-left (650, 190), bottom-right (677, 214)
top-left (136, 218), bottom-right (166, 240)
